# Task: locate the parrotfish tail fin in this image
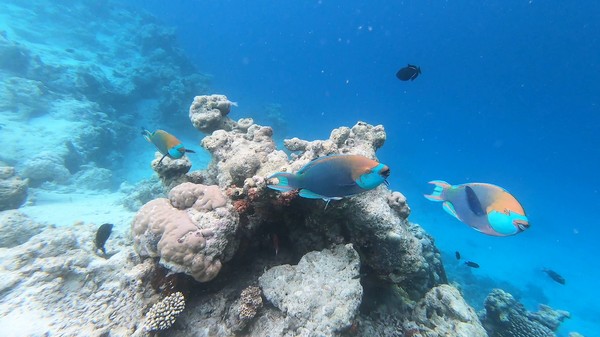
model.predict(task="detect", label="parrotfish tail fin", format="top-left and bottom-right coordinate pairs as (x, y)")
top-left (424, 180), bottom-right (451, 201)
top-left (141, 128), bottom-right (152, 143)
top-left (267, 172), bottom-right (299, 192)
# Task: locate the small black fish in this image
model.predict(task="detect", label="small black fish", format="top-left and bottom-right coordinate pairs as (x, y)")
top-left (95, 223), bottom-right (113, 255)
top-left (455, 251), bottom-right (461, 260)
top-left (465, 261), bottom-right (480, 268)
top-left (396, 64), bottom-right (421, 81)
top-left (543, 269), bottom-right (566, 285)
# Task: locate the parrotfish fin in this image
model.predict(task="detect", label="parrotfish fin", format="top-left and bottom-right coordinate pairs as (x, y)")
top-left (185, 149), bottom-right (196, 153)
top-left (267, 172), bottom-right (298, 192)
top-left (465, 186), bottom-right (486, 216)
top-left (141, 128), bottom-right (152, 143)
top-left (424, 180), bottom-right (451, 201)
top-left (298, 189), bottom-right (328, 199)
top-left (442, 201), bottom-right (460, 220)
top-left (157, 153), bottom-right (168, 165)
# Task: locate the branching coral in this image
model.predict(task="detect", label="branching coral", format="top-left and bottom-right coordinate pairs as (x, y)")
top-left (144, 291), bottom-right (186, 331)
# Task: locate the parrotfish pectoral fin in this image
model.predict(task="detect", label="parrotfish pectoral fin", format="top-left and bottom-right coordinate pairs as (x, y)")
top-left (267, 172), bottom-right (298, 192)
top-left (424, 180), bottom-right (451, 201)
top-left (157, 153), bottom-right (168, 165)
top-left (299, 189), bottom-right (328, 199)
top-left (465, 186), bottom-right (486, 216)
top-left (443, 201), bottom-right (460, 220)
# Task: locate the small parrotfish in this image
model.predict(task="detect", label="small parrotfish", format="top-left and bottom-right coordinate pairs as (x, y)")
top-left (95, 223), bottom-right (113, 256)
top-left (267, 154), bottom-right (390, 203)
top-left (142, 128), bottom-right (195, 165)
top-left (425, 181), bottom-right (529, 237)
top-left (543, 269), bottom-right (566, 285)
top-left (465, 261), bottom-right (480, 268)
top-left (396, 64), bottom-right (421, 81)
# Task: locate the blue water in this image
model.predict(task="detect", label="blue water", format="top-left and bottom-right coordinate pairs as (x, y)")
top-left (2, 0), bottom-right (599, 335)
top-left (124, 1), bottom-right (600, 334)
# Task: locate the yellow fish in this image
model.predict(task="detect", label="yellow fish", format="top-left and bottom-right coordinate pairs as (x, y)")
top-left (142, 128), bottom-right (195, 165)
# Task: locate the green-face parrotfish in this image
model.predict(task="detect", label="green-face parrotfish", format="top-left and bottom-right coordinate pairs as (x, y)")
top-left (267, 154), bottom-right (390, 202)
top-left (142, 128), bottom-right (195, 165)
top-left (425, 180), bottom-right (529, 236)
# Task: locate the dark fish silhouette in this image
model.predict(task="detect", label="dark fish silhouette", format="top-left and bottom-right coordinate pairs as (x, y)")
top-left (95, 223), bottom-right (113, 255)
top-left (465, 261), bottom-right (480, 268)
top-left (543, 269), bottom-right (566, 285)
top-left (455, 251), bottom-right (461, 260)
top-left (396, 64), bottom-right (421, 81)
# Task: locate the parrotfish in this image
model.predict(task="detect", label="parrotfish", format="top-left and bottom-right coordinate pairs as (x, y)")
top-left (425, 181), bottom-right (529, 236)
top-left (543, 268), bottom-right (566, 285)
top-left (142, 128), bottom-right (195, 165)
top-left (465, 261), bottom-right (480, 268)
top-left (267, 154), bottom-right (390, 202)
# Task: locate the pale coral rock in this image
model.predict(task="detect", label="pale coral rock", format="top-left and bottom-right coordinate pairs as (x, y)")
top-left (409, 284), bottom-right (487, 337)
top-left (0, 210), bottom-right (45, 247)
top-left (189, 94), bottom-right (239, 134)
top-left (20, 151), bottom-right (70, 186)
top-left (387, 191), bottom-right (411, 219)
top-left (201, 124), bottom-right (288, 188)
top-left (259, 244), bottom-right (362, 337)
top-left (0, 163), bottom-right (28, 211)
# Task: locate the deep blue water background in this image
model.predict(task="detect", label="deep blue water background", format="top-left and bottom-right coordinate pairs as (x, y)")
top-left (127, 0), bottom-right (599, 334)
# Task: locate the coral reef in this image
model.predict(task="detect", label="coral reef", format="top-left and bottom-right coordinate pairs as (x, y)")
top-left (20, 151), bottom-right (70, 186)
top-left (0, 210), bottom-right (45, 247)
top-left (189, 94), bottom-right (243, 134)
top-left (119, 177), bottom-right (166, 212)
top-left (132, 182), bottom-right (238, 282)
top-left (0, 163), bottom-right (28, 211)
top-left (144, 291), bottom-right (186, 331)
top-left (150, 151), bottom-right (193, 189)
top-left (408, 284), bottom-right (487, 337)
top-left (259, 244), bottom-right (363, 336)
top-left (0, 221), bottom-right (159, 337)
top-left (480, 288), bottom-right (569, 337)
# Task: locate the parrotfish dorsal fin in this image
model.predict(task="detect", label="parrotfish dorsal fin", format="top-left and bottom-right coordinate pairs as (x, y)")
top-left (465, 186), bottom-right (486, 216)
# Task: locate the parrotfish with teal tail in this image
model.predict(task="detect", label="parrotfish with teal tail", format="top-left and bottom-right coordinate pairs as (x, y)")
top-left (267, 154), bottom-right (390, 204)
top-left (141, 128), bottom-right (195, 165)
top-left (424, 180), bottom-right (529, 236)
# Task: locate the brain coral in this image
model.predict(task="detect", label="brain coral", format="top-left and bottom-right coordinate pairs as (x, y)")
top-left (132, 182), bottom-right (239, 282)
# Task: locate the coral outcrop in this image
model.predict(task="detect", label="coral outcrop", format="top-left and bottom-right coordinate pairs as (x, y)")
top-left (132, 182), bottom-right (238, 282)
top-left (0, 163), bottom-right (28, 211)
top-left (0, 210), bottom-right (44, 247)
top-left (189, 94), bottom-right (243, 134)
top-left (259, 244), bottom-right (363, 337)
top-left (408, 284), bottom-right (488, 337)
top-left (480, 288), bottom-right (570, 337)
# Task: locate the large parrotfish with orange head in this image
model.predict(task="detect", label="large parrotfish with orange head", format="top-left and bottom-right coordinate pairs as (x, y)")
top-left (142, 128), bottom-right (195, 165)
top-left (267, 154), bottom-right (390, 202)
top-left (424, 180), bottom-right (529, 236)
